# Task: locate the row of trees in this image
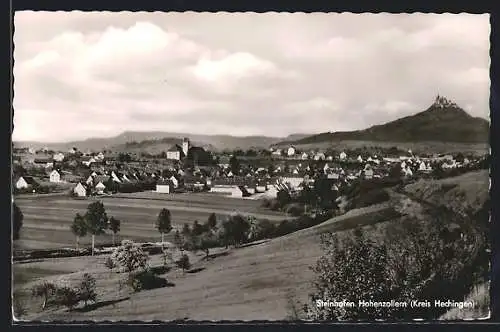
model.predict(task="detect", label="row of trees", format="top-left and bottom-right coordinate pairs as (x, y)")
top-left (31, 273), bottom-right (97, 311)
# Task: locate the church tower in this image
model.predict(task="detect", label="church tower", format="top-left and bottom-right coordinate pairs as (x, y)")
top-left (182, 137), bottom-right (190, 157)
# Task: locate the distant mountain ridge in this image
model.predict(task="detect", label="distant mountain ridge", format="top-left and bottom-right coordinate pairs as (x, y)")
top-left (14, 131), bottom-right (312, 153)
top-left (278, 96), bottom-right (489, 147)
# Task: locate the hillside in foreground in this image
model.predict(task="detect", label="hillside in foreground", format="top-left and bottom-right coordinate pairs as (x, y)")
top-left (280, 96), bottom-right (489, 147)
top-left (14, 171), bottom-right (489, 321)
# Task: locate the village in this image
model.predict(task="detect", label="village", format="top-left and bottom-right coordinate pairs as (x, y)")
top-left (13, 136), bottom-right (488, 201)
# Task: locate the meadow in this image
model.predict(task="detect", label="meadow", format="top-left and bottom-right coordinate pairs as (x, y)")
top-left (13, 203), bottom-right (399, 321)
top-left (14, 192), bottom-right (288, 251)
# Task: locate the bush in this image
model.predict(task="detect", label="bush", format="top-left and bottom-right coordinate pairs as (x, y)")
top-left (54, 286), bottom-right (80, 311)
top-left (304, 229), bottom-right (394, 320)
top-left (127, 269), bottom-right (168, 292)
top-left (286, 203), bottom-right (304, 217)
top-left (108, 240), bottom-right (149, 273)
top-left (78, 273), bottom-right (97, 307)
top-left (274, 219), bottom-right (295, 237)
top-left (31, 281), bottom-right (57, 310)
top-left (176, 254), bottom-right (191, 272)
top-left (349, 189), bottom-right (390, 210)
top-left (254, 219), bottom-right (276, 240)
top-left (295, 215), bottom-right (315, 229)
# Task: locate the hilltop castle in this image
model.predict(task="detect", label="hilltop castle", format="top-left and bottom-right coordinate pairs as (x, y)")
top-left (433, 94), bottom-right (458, 109)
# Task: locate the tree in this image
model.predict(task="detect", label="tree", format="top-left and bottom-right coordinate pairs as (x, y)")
top-left (173, 230), bottom-right (183, 249)
top-left (304, 229), bottom-right (393, 320)
top-left (78, 273), bottom-right (97, 307)
top-left (277, 190), bottom-right (292, 208)
top-left (229, 155), bottom-right (240, 175)
top-left (182, 224), bottom-right (191, 238)
top-left (84, 201), bottom-right (108, 256)
top-left (224, 214), bottom-right (251, 247)
top-left (199, 232), bottom-right (216, 259)
top-left (13, 202), bottom-right (23, 240)
top-left (109, 240), bottom-right (149, 273)
top-left (389, 164), bottom-right (403, 180)
top-left (109, 216), bottom-right (121, 246)
top-left (206, 213), bottom-right (217, 230)
top-left (246, 216), bottom-right (259, 242)
top-left (192, 220), bottom-right (204, 236)
top-left (71, 213), bottom-right (87, 250)
top-left (176, 253), bottom-right (191, 272)
top-left (118, 153), bottom-right (132, 163)
top-left (55, 286), bottom-right (80, 311)
top-left (156, 208), bottom-right (172, 249)
top-left (31, 282), bottom-right (57, 310)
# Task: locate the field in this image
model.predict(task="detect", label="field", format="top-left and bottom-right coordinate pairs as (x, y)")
top-left (14, 192), bottom-right (288, 250)
top-left (14, 203), bottom-right (399, 321)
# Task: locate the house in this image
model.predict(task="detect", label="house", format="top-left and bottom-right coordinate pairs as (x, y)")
top-left (53, 153), bottom-right (65, 162)
top-left (339, 151), bottom-right (347, 160)
top-left (15, 176), bottom-right (39, 190)
top-left (96, 152), bottom-right (105, 160)
top-left (272, 149), bottom-right (282, 156)
top-left (418, 161), bottom-right (427, 172)
top-left (95, 182), bottom-right (106, 195)
top-left (357, 155), bottom-right (363, 163)
top-left (49, 170), bottom-right (62, 183)
top-left (86, 175), bottom-right (94, 185)
top-left (210, 185), bottom-right (245, 197)
top-left (73, 182), bottom-right (88, 197)
top-left (34, 158), bottom-right (53, 168)
top-left (403, 167), bottom-right (413, 177)
top-left (301, 152), bottom-right (309, 160)
top-left (111, 171), bottom-right (122, 183)
top-left (326, 155), bottom-right (333, 161)
top-left (166, 144), bottom-right (184, 161)
top-left (314, 152), bottom-right (326, 161)
top-left (94, 175), bottom-right (111, 187)
top-left (68, 147), bottom-right (78, 154)
top-left (61, 173), bottom-right (81, 183)
top-left (156, 179), bottom-right (174, 194)
top-left (327, 173), bottom-right (340, 180)
top-left (279, 176), bottom-right (304, 190)
top-left (82, 157), bottom-right (96, 166)
top-left (364, 168), bottom-right (374, 180)
top-left (287, 146), bottom-right (296, 157)
top-left (169, 175), bottom-right (179, 188)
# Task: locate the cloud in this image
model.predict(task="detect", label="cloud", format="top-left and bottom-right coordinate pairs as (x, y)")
top-left (13, 12), bottom-right (490, 142)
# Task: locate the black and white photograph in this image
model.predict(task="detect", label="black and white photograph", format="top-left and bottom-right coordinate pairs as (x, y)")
top-left (11, 12), bottom-right (491, 321)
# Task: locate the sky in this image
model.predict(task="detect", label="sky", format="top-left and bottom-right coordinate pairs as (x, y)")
top-left (13, 12), bottom-right (490, 142)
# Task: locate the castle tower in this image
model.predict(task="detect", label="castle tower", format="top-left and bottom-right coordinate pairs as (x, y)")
top-left (182, 137), bottom-right (189, 157)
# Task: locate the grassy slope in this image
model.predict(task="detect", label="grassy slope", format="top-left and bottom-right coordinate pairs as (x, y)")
top-left (16, 203), bottom-right (398, 321)
top-left (14, 193), bottom-right (288, 250)
top-left (404, 170), bottom-right (490, 320)
top-left (404, 170), bottom-right (489, 217)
